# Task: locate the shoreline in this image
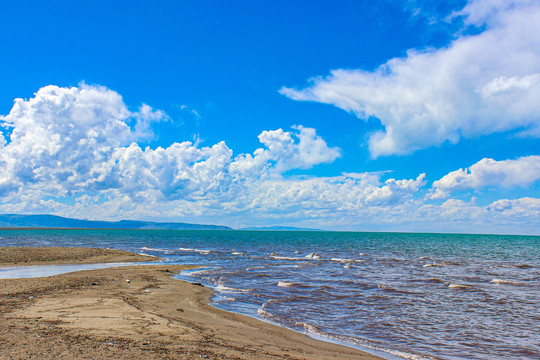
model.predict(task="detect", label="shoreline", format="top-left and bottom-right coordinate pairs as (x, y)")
top-left (0, 247), bottom-right (382, 359)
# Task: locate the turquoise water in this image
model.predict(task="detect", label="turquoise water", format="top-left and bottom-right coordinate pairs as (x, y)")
top-left (0, 229), bottom-right (538, 359)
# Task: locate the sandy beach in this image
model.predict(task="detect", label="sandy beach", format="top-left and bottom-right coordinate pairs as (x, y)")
top-left (0, 247), bottom-right (381, 360)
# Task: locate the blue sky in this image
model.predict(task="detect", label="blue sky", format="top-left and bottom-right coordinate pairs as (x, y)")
top-left (0, 0), bottom-right (539, 234)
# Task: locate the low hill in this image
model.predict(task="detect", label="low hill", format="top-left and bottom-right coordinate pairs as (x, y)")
top-left (0, 214), bottom-right (232, 230)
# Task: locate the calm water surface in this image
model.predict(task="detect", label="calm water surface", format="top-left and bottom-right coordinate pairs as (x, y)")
top-left (0, 229), bottom-right (538, 360)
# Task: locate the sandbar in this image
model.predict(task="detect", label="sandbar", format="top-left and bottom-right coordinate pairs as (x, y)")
top-left (0, 247), bottom-right (381, 359)
top-left (0, 246), bottom-right (159, 266)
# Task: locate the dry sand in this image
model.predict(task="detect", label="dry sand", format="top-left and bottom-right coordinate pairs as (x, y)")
top-left (0, 247), bottom-right (382, 359)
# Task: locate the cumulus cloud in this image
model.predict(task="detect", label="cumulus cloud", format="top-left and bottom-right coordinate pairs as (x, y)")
top-left (439, 196), bottom-right (540, 229)
top-left (254, 125), bottom-right (341, 173)
top-left (431, 155), bottom-right (540, 198)
top-left (0, 84), bottom-right (421, 220)
top-left (0, 84), bottom-right (168, 196)
top-left (280, 0), bottom-right (540, 157)
top-left (487, 197), bottom-right (540, 216)
top-left (1, 83), bottom-right (537, 233)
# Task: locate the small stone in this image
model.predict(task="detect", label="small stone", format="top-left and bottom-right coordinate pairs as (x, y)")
top-left (125, 279), bottom-right (130, 283)
top-left (176, 308), bottom-right (184, 312)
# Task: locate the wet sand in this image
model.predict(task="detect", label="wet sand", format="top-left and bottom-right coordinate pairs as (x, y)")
top-left (0, 247), bottom-right (381, 359)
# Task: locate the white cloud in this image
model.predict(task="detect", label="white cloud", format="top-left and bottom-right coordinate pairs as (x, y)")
top-left (0, 84), bottom-right (346, 211)
top-left (255, 125), bottom-right (341, 173)
top-left (280, 0), bottom-right (540, 157)
top-left (431, 155), bottom-right (540, 198)
top-left (0, 84), bottom-right (168, 196)
top-left (1, 83), bottom-right (538, 234)
top-left (487, 197), bottom-right (540, 217)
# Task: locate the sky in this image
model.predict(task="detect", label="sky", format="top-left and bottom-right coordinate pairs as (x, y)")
top-left (0, 0), bottom-right (539, 234)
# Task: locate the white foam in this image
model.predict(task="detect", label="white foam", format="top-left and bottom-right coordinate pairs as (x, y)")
top-left (231, 251), bottom-right (244, 255)
top-left (179, 247), bottom-right (211, 254)
top-left (294, 320), bottom-right (320, 334)
top-left (448, 283), bottom-right (470, 289)
top-left (277, 281), bottom-right (296, 287)
top-left (140, 246), bottom-right (169, 252)
top-left (423, 262), bottom-right (447, 267)
top-left (270, 255), bottom-right (304, 261)
top-left (137, 252), bottom-right (160, 258)
top-left (257, 299), bottom-right (279, 320)
top-left (257, 307), bottom-right (272, 319)
top-left (215, 284), bottom-right (250, 293)
top-left (179, 267), bottom-right (216, 276)
top-left (490, 278), bottom-right (524, 286)
top-left (305, 253), bottom-right (320, 260)
top-left (330, 258), bottom-right (354, 263)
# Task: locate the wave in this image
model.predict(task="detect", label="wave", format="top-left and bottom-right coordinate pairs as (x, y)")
top-left (256, 307), bottom-right (272, 319)
top-left (179, 267), bottom-right (217, 276)
top-left (277, 281), bottom-right (296, 287)
top-left (270, 255), bottom-right (305, 261)
top-left (179, 247), bottom-right (211, 254)
top-left (257, 299), bottom-right (280, 320)
top-left (448, 283), bottom-right (471, 289)
top-left (253, 273), bottom-right (271, 278)
top-left (423, 262), bottom-right (454, 267)
top-left (246, 266), bottom-right (266, 271)
top-left (491, 263), bottom-right (533, 269)
top-left (490, 278), bottom-right (525, 286)
top-left (377, 284), bottom-right (421, 294)
top-left (257, 293), bottom-right (439, 360)
top-left (294, 320), bottom-right (320, 334)
top-left (214, 295), bottom-right (236, 302)
top-left (137, 252), bottom-right (159, 258)
top-left (231, 251), bottom-right (244, 255)
top-left (215, 283), bottom-right (251, 293)
top-left (140, 246), bottom-right (170, 252)
top-left (305, 253), bottom-right (320, 260)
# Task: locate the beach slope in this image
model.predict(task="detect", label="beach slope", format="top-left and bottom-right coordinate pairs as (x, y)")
top-left (0, 247), bottom-right (381, 359)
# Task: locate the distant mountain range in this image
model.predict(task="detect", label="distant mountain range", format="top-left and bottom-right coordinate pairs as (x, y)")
top-left (0, 214), bottom-right (232, 230)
